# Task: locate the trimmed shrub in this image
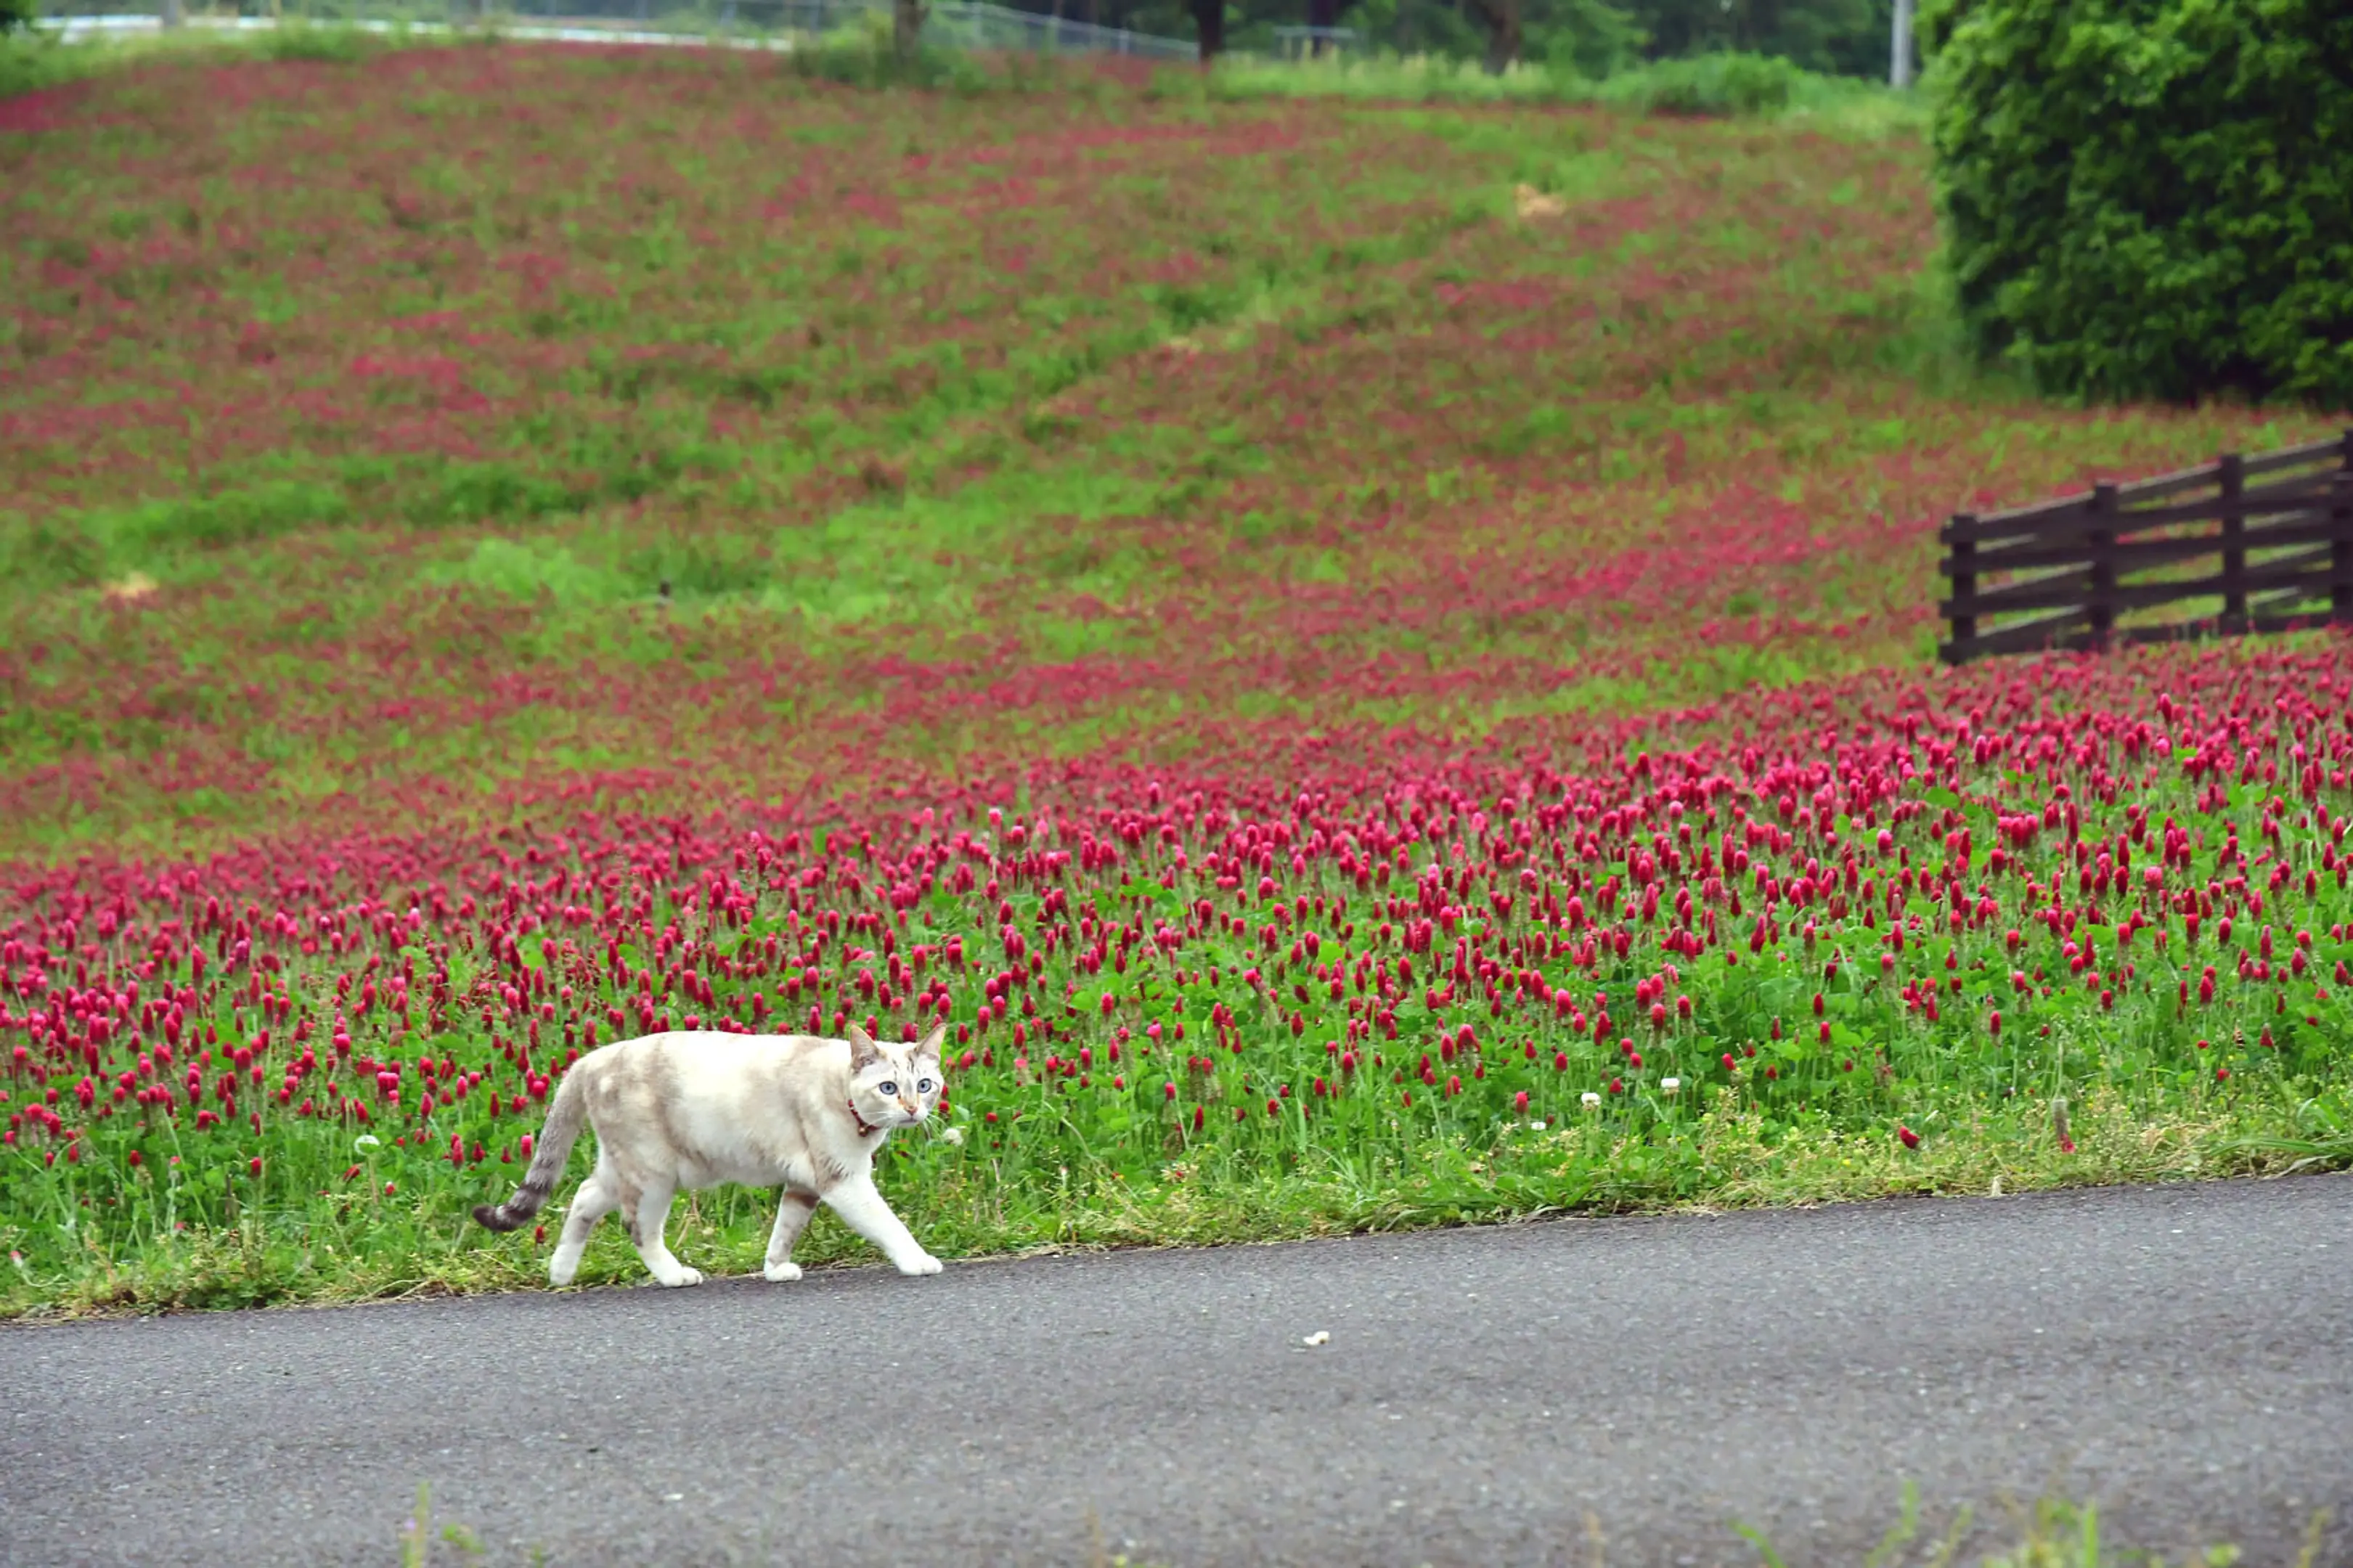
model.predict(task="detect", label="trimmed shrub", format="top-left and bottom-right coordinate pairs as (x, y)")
top-left (261, 22), bottom-right (385, 64)
top-left (1925, 0), bottom-right (2353, 406)
top-left (1595, 52), bottom-right (1801, 116)
top-left (788, 12), bottom-right (998, 94)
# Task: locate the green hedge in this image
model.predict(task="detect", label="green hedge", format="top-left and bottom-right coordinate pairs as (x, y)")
top-left (1595, 51), bottom-right (1801, 115)
top-left (1925, 0), bottom-right (2353, 407)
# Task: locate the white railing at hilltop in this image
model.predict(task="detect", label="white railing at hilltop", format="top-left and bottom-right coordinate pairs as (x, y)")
top-left (39, 0), bottom-right (1204, 60)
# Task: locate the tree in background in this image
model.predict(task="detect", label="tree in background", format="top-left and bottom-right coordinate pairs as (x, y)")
top-left (1635, 0), bottom-right (1877, 70)
top-left (1097, 0), bottom-right (1896, 78)
top-left (1460, 0), bottom-right (1523, 69)
top-left (1193, 0), bottom-right (1227, 57)
top-left (1525, 0), bottom-right (1649, 71)
top-left (1328, 0), bottom-right (1485, 58)
top-left (1925, 0), bottom-right (2353, 405)
top-left (1, 0), bottom-right (38, 33)
top-left (1450, 0), bottom-right (1650, 71)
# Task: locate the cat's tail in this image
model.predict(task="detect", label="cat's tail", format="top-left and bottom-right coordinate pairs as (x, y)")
top-left (473, 1065), bottom-right (590, 1233)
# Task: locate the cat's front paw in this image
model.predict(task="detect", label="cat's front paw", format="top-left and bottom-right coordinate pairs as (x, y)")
top-left (656, 1266), bottom-right (705, 1288)
top-left (896, 1251), bottom-right (945, 1277)
top-left (762, 1260), bottom-right (804, 1283)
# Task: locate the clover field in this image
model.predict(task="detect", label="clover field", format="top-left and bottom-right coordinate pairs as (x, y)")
top-left (3, 38), bottom-right (2349, 1315)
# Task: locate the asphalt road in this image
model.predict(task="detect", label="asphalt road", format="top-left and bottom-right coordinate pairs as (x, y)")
top-left (5, 1174), bottom-right (2350, 1568)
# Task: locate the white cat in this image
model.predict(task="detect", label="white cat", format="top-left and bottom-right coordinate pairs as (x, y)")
top-left (473, 1023), bottom-right (948, 1288)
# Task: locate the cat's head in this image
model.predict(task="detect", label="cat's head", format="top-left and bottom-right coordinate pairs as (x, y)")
top-left (845, 1022), bottom-right (947, 1130)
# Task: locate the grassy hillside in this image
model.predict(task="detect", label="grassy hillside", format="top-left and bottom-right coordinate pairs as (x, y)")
top-left (2, 42), bottom-right (2347, 1313)
top-left (5, 41), bottom-right (2324, 854)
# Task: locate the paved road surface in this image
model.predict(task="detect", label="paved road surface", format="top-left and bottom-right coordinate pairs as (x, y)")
top-left (5, 1174), bottom-right (2350, 1567)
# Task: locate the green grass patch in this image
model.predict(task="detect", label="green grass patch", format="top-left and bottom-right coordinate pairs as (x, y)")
top-left (7, 1077), bottom-right (2344, 1320)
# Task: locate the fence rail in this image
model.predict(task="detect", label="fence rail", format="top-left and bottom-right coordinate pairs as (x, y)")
top-left (1938, 430), bottom-right (2353, 665)
top-left (39, 0), bottom-right (1202, 58)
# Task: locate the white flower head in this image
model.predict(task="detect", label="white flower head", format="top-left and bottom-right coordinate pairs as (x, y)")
top-left (354, 1134), bottom-right (381, 1149)
top-left (1581, 1091), bottom-right (1602, 1109)
top-left (1529, 1120), bottom-right (1547, 1131)
top-left (1661, 1077), bottom-right (1681, 1095)
top-left (939, 1126), bottom-right (966, 1146)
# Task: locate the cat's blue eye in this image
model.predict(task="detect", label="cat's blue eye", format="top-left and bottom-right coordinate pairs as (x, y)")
top-left (878, 1081), bottom-right (897, 1096)
top-left (918, 1079), bottom-right (934, 1093)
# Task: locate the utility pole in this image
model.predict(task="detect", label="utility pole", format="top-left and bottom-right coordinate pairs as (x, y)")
top-left (1890, 0), bottom-right (1913, 86)
top-left (161, 0), bottom-right (184, 27)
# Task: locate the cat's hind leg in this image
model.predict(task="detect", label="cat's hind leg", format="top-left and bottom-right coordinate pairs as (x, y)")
top-left (627, 1174), bottom-right (702, 1287)
top-left (823, 1175), bottom-right (942, 1277)
top-left (548, 1169), bottom-right (619, 1287)
top-left (763, 1191), bottom-right (818, 1283)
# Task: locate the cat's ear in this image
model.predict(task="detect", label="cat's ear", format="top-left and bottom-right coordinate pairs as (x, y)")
top-left (846, 1024), bottom-right (882, 1071)
top-left (915, 1020), bottom-right (947, 1063)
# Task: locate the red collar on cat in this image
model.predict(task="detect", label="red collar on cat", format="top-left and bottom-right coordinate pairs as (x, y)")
top-left (846, 1099), bottom-right (883, 1138)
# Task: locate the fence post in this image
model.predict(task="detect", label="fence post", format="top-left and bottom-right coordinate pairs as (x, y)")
top-left (2333, 430), bottom-right (2353, 624)
top-left (2219, 452), bottom-right (2246, 629)
top-left (161, 0), bottom-right (184, 27)
top-left (2088, 481), bottom-right (2118, 651)
top-left (1945, 515), bottom-right (1975, 666)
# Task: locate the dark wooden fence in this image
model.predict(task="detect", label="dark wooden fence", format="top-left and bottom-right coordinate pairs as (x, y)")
top-left (1938, 430), bottom-right (2353, 666)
